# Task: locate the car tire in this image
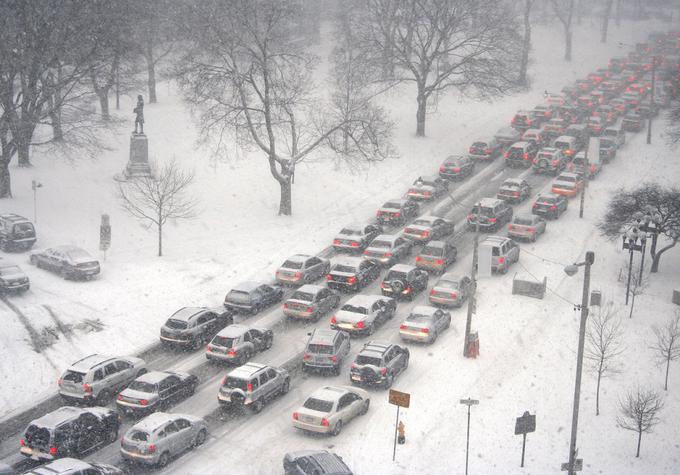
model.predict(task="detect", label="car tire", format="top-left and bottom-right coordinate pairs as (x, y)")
top-left (106, 426), bottom-right (119, 444)
top-left (250, 399), bottom-right (264, 414)
top-left (240, 350), bottom-right (252, 366)
top-left (360, 399), bottom-right (370, 415)
top-left (264, 336), bottom-right (273, 350)
top-left (332, 365), bottom-right (341, 376)
top-left (383, 373), bottom-right (394, 389)
top-left (367, 323), bottom-right (375, 336)
top-left (331, 420), bottom-right (343, 436)
top-left (194, 429), bottom-right (207, 447)
top-left (280, 378), bottom-right (290, 395)
top-left (191, 336), bottom-right (204, 351)
top-left (157, 452), bottom-right (170, 468)
top-left (30, 255), bottom-right (38, 266)
top-left (531, 233), bottom-right (537, 242)
top-left (252, 303), bottom-right (262, 315)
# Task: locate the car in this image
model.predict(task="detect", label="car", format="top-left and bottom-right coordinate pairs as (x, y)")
top-left (610, 98), bottom-right (628, 114)
top-left (0, 262), bottom-right (29, 292)
top-left (380, 264), bottom-right (429, 301)
top-left (292, 386), bottom-right (370, 436)
top-left (22, 458), bottom-right (123, 475)
top-left (599, 80), bottom-right (623, 96)
top-left (608, 56), bottom-right (627, 72)
top-left (564, 124), bottom-right (590, 150)
top-left (552, 135), bottom-right (580, 159)
top-left (635, 102), bottom-right (659, 119)
top-left (559, 104), bottom-right (586, 124)
top-left (545, 93), bottom-right (567, 107)
top-left (116, 371), bottom-right (199, 416)
top-left (399, 306), bottom-right (451, 343)
top-left (507, 214), bottom-right (546, 242)
top-left (58, 354), bottom-right (147, 406)
top-left (362, 234), bottom-right (413, 267)
top-left (376, 199), bottom-right (420, 226)
top-left (283, 284), bottom-right (340, 321)
top-left (415, 240), bottom-right (457, 274)
top-left (575, 79), bottom-right (594, 93)
top-left (466, 198), bottom-right (513, 232)
top-left (160, 307), bottom-right (233, 350)
top-left (302, 329), bottom-right (351, 375)
top-left (406, 175), bottom-right (449, 200)
top-left (29, 245), bottom-right (100, 280)
top-left (602, 124), bottom-right (626, 148)
top-left (120, 412), bottom-right (208, 468)
top-left (593, 105), bottom-right (617, 124)
top-left (621, 91), bottom-right (642, 107)
top-left (428, 273), bottom-right (472, 308)
top-left (588, 69), bottom-right (608, 83)
top-left (223, 281), bottom-right (284, 314)
top-left (542, 118), bottom-right (567, 138)
top-left (521, 128), bottom-right (551, 148)
top-left (468, 139), bottom-right (503, 160)
top-left (438, 155), bottom-right (475, 180)
top-left (21, 407), bottom-right (119, 462)
top-left (332, 223), bottom-right (383, 252)
top-left (621, 112), bottom-right (645, 132)
top-left (532, 148), bottom-right (568, 175)
top-left (0, 213), bottom-right (36, 251)
top-left (504, 141), bottom-right (538, 168)
top-left (276, 254), bottom-right (331, 285)
top-left (205, 323), bottom-right (273, 364)
top-left (576, 95), bottom-right (596, 114)
top-left (350, 341), bottom-right (409, 388)
top-left (551, 172), bottom-right (584, 198)
top-left (586, 116), bottom-right (605, 135)
top-left (330, 294), bottom-right (396, 336)
top-left (479, 236), bottom-right (520, 274)
top-left (532, 193), bottom-right (568, 219)
top-left (532, 104), bottom-right (554, 121)
top-left (497, 178), bottom-right (531, 204)
top-left (493, 126), bottom-right (522, 147)
top-left (568, 151), bottom-right (602, 177)
top-left (326, 257), bottom-right (380, 292)
top-left (216, 362), bottom-right (290, 412)
top-left (511, 110), bottom-right (538, 130)
top-left (283, 450), bottom-right (353, 475)
top-left (402, 215), bottom-right (454, 243)
top-left (599, 137), bottom-right (618, 163)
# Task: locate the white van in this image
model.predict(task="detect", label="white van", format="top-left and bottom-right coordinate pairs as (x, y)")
top-left (602, 124), bottom-right (626, 148)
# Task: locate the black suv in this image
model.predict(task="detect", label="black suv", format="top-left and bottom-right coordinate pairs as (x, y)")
top-left (160, 307), bottom-right (233, 350)
top-left (284, 451), bottom-right (353, 475)
top-left (466, 198), bottom-right (513, 232)
top-left (326, 257), bottom-right (380, 292)
top-left (380, 264), bottom-right (429, 301)
top-left (20, 406), bottom-right (119, 462)
top-left (349, 341), bottom-right (409, 389)
top-left (223, 282), bottom-right (283, 314)
top-left (376, 199), bottom-right (420, 226)
top-left (0, 214), bottom-right (36, 251)
top-left (532, 193), bottom-right (568, 220)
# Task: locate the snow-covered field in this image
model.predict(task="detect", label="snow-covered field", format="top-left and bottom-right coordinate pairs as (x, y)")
top-left (1, 14), bottom-right (679, 475)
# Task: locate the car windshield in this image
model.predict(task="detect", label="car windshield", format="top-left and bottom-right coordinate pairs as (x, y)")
top-left (303, 397), bottom-right (334, 413)
top-left (471, 206), bottom-right (494, 217)
top-left (333, 264), bottom-right (357, 273)
top-left (514, 216), bottom-right (534, 226)
top-left (386, 270), bottom-right (407, 281)
top-left (307, 344), bottom-right (333, 355)
top-left (420, 246), bottom-right (443, 257)
top-left (370, 240), bottom-right (391, 249)
top-left (211, 336), bottom-right (235, 348)
top-left (25, 425), bottom-right (50, 446)
top-left (502, 181), bottom-right (520, 189)
top-left (554, 142), bottom-right (570, 150)
top-left (356, 355), bottom-right (383, 366)
top-left (340, 304), bottom-right (367, 315)
top-left (412, 219), bottom-right (433, 226)
top-left (281, 260), bottom-right (303, 269)
top-left (66, 249), bottom-right (91, 261)
top-left (165, 319), bottom-right (188, 330)
top-left (538, 196), bottom-right (555, 204)
top-left (129, 430), bottom-right (149, 442)
top-left (225, 377), bottom-right (248, 390)
top-left (128, 381), bottom-right (156, 393)
top-left (339, 228), bottom-right (361, 236)
top-left (558, 176), bottom-right (576, 183)
top-left (290, 291), bottom-right (314, 302)
top-left (62, 370), bottom-right (84, 384)
top-left (0, 265), bottom-right (22, 276)
top-left (383, 202), bottom-right (402, 209)
top-left (600, 139), bottom-right (614, 148)
top-left (471, 142), bottom-right (487, 148)
top-left (226, 290), bottom-right (251, 304)
top-left (12, 223), bottom-right (34, 234)
top-left (436, 279), bottom-right (458, 290)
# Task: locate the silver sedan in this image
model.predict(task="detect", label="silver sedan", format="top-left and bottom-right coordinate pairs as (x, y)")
top-left (292, 386), bottom-right (370, 436)
top-left (399, 305), bottom-right (451, 343)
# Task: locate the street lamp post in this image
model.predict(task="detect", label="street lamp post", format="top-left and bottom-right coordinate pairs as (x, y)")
top-left (463, 206), bottom-right (480, 358)
top-left (31, 180), bottom-right (43, 224)
top-left (562, 251), bottom-right (595, 475)
top-left (622, 228), bottom-right (644, 305)
top-left (635, 206), bottom-right (662, 270)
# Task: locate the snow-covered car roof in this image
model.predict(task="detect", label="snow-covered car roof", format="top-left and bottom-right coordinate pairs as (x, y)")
top-left (30, 407), bottom-right (111, 428)
top-left (168, 307), bottom-right (206, 322)
top-left (131, 412), bottom-right (184, 432)
top-left (388, 263), bottom-right (416, 274)
top-left (135, 370), bottom-right (188, 385)
top-left (369, 234), bottom-right (399, 244)
top-left (475, 198), bottom-right (502, 208)
top-left (227, 362), bottom-right (269, 379)
top-left (285, 254), bottom-right (312, 263)
top-left (331, 256), bottom-right (364, 268)
top-left (292, 284), bottom-right (325, 295)
top-left (344, 294), bottom-right (390, 308)
top-left (501, 178), bottom-right (525, 187)
top-left (410, 305), bottom-right (439, 317)
top-left (216, 323), bottom-right (261, 338)
top-left (231, 281), bottom-right (263, 292)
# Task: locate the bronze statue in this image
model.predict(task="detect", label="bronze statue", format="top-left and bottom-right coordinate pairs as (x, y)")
top-left (133, 95), bottom-right (144, 134)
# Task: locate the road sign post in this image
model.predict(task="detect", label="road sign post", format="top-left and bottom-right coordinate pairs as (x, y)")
top-left (389, 390), bottom-right (410, 462)
top-left (459, 398), bottom-right (479, 475)
top-left (514, 411), bottom-right (536, 467)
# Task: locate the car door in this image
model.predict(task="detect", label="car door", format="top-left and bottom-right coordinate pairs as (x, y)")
top-left (370, 301), bottom-right (383, 325)
top-left (161, 421), bottom-right (182, 455)
top-left (432, 309), bottom-right (444, 333)
top-left (336, 393), bottom-right (355, 421)
top-left (249, 329), bottom-right (266, 351)
top-left (316, 288), bottom-right (330, 313)
top-left (266, 368), bottom-right (280, 398)
top-left (306, 257), bottom-right (322, 279)
top-left (76, 413), bottom-right (101, 453)
top-left (256, 285), bottom-right (271, 305)
top-left (163, 375), bottom-right (183, 403)
top-left (114, 359), bottom-right (134, 388)
top-left (102, 362), bottom-right (123, 391)
top-left (258, 370), bottom-right (274, 400)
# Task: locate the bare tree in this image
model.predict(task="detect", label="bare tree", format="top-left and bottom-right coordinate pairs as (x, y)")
top-left (651, 312), bottom-right (680, 391)
top-left (585, 301), bottom-right (625, 415)
top-left (118, 162), bottom-right (198, 257)
top-left (617, 386), bottom-right (664, 457)
top-left (550, 0), bottom-right (575, 61)
top-left (364, 0), bottom-right (522, 136)
top-left (518, 0), bottom-right (535, 86)
top-left (601, 0), bottom-right (615, 43)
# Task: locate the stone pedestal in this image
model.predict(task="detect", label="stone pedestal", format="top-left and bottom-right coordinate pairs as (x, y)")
top-left (123, 133), bottom-right (152, 178)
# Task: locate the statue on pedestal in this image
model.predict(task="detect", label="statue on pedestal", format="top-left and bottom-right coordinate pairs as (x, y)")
top-left (133, 95), bottom-right (144, 134)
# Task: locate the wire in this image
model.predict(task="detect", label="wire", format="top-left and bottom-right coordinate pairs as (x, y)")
top-left (516, 260), bottom-right (579, 308)
top-left (518, 247), bottom-right (571, 267)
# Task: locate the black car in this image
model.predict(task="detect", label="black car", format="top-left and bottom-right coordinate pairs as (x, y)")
top-left (284, 450), bottom-right (353, 475)
top-left (497, 178), bottom-right (531, 204)
top-left (29, 245), bottom-right (100, 280)
top-left (159, 307), bottom-right (233, 350)
top-left (531, 193), bottom-right (568, 219)
top-left (439, 155), bottom-right (475, 180)
top-left (0, 263), bottom-right (30, 293)
top-left (468, 139), bottom-right (503, 160)
top-left (224, 282), bottom-right (284, 314)
top-left (376, 199), bottom-right (420, 226)
top-left (349, 341), bottom-right (410, 389)
top-left (326, 257), bottom-right (381, 292)
top-left (380, 264), bottom-right (428, 301)
top-left (116, 370), bottom-right (199, 416)
top-left (0, 213), bottom-right (36, 251)
top-left (332, 223), bottom-right (383, 252)
top-left (20, 407), bottom-right (119, 462)
top-left (466, 198), bottom-right (513, 232)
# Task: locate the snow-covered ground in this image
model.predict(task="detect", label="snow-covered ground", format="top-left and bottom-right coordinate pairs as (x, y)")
top-left (1, 14), bottom-right (679, 475)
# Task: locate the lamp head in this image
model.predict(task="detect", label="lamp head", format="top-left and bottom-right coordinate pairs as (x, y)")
top-left (564, 265), bottom-right (578, 277)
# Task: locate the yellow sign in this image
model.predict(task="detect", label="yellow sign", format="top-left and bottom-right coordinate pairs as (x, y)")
top-left (389, 389), bottom-right (411, 408)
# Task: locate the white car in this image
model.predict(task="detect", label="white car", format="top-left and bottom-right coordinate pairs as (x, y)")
top-left (330, 295), bottom-right (396, 335)
top-left (292, 386), bottom-right (370, 436)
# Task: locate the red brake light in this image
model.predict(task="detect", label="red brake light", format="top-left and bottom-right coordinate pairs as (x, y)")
top-left (532, 203), bottom-right (538, 208)
top-left (552, 159), bottom-right (559, 166)
top-left (439, 165), bottom-right (445, 172)
top-left (384, 252), bottom-right (392, 257)
top-left (421, 327), bottom-right (430, 334)
top-left (508, 224), bottom-right (513, 230)
top-left (294, 272), bottom-right (301, 279)
top-left (393, 212), bottom-right (401, 217)
top-left (330, 316), bottom-right (337, 324)
top-left (19, 439), bottom-right (25, 447)
top-left (380, 367), bottom-right (388, 375)
top-left (228, 349), bottom-right (237, 356)
top-left (523, 153), bottom-right (529, 160)
top-left (330, 355), bottom-right (337, 362)
top-left (350, 241), bottom-right (360, 247)
top-left (83, 384), bottom-right (92, 394)
top-left (293, 412), bottom-right (299, 420)
top-left (306, 307), bottom-right (314, 313)
top-left (303, 353), bottom-right (311, 360)
top-left (325, 274), bottom-right (332, 281)
top-left (356, 321), bottom-right (365, 329)
top-left (148, 444), bottom-right (156, 454)
top-left (498, 257), bottom-right (505, 264)
top-left (283, 302), bottom-right (289, 308)
top-left (467, 214), bottom-right (474, 220)
top-left (469, 147), bottom-right (474, 153)
top-left (221, 377), bottom-right (227, 385)
top-left (415, 256), bottom-right (423, 262)
top-left (452, 167), bottom-right (461, 172)
top-left (527, 227), bottom-right (536, 232)
top-left (117, 394), bottom-right (123, 401)
top-left (49, 447), bottom-right (57, 456)
top-left (140, 399), bottom-right (148, 406)
top-left (321, 418), bottom-right (330, 427)
top-left (422, 230), bottom-right (430, 237)
top-left (57, 378), bottom-right (63, 386)
top-left (488, 218), bottom-right (497, 223)
top-left (549, 205), bottom-right (557, 211)
top-left (247, 383), bottom-right (253, 392)
top-left (485, 148), bottom-right (492, 154)
top-left (449, 292), bottom-right (457, 298)
top-left (400, 324), bottom-right (408, 330)
top-left (504, 151), bottom-right (509, 158)
top-left (347, 276), bottom-right (357, 284)
top-left (435, 259), bottom-right (444, 265)
top-left (333, 239), bottom-right (341, 245)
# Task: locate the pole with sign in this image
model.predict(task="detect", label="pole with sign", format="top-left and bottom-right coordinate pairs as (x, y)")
top-left (388, 389), bottom-right (410, 461)
top-left (459, 398), bottom-right (479, 475)
top-left (100, 214), bottom-right (111, 260)
top-left (514, 411), bottom-right (536, 467)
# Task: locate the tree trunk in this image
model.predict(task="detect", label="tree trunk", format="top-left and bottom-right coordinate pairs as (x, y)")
top-left (98, 91), bottom-right (110, 121)
top-left (615, 0), bottom-right (621, 26)
top-left (601, 0), bottom-right (614, 43)
top-left (636, 429), bottom-right (642, 457)
top-left (145, 46), bottom-right (157, 104)
top-left (0, 160), bottom-right (11, 198)
top-left (157, 221), bottom-right (162, 257)
top-left (416, 90), bottom-right (427, 137)
top-left (650, 239), bottom-right (677, 272)
top-left (518, 0), bottom-right (532, 85)
top-left (629, 291), bottom-right (636, 319)
top-left (596, 367), bottom-right (602, 415)
top-left (565, 29), bottom-right (573, 61)
top-left (278, 178), bottom-right (292, 216)
top-left (49, 109), bottom-right (63, 142)
top-left (665, 356), bottom-right (671, 390)
top-left (17, 141), bottom-right (31, 167)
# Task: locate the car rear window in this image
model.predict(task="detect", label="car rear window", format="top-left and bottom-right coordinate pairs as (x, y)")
top-left (65, 249), bottom-right (91, 261)
top-left (503, 181), bottom-right (520, 189)
top-left (370, 240), bottom-right (391, 249)
top-left (282, 260), bottom-right (303, 269)
top-left (558, 175), bottom-right (576, 183)
top-left (513, 216), bottom-right (534, 226)
top-left (538, 196), bottom-right (555, 204)
top-left (386, 270), bottom-right (407, 281)
top-left (303, 397), bottom-right (334, 413)
top-left (436, 279), bottom-right (458, 290)
top-left (471, 141), bottom-right (487, 148)
top-left (412, 219), bottom-right (433, 226)
top-left (307, 344), bottom-right (333, 355)
top-left (332, 264), bottom-right (357, 273)
top-left (491, 247), bottom-right (500, 256)
top-left (165, 319), bottom-right (188, 330)
top-left (339, 228), bottom-right (361, 236)
top-left (226, 290), bottom-right (251, 304)
top-left (554, 141), bottom-right (569, 149)
top-left (225, 377), bottom-right (248, 391)
top-left (12, 223), bottom-right (34, 234)
top-left (538, 152), bottom-right (554, 160)
top-left (211, 336), bottom-right (235, 348)
top-left (129, 430), bottom-right (150, 442)
top-left (472, 206), bottom-right (494, 217)
top-left (25, 425), bottom-right (51, 446)
top-left (406, 313), bottom-right (432, 322)
top-left (0, 265), bottom-right (22, 276)
top-left (356, 355), bottom-right (383, 366)
top-left (383, 202), bottom-right (402, 209)
top-left (420, 246), bottom-right (443, 257)
top-left (128, 381), bottom-right (156, 393)
top-left (62, 370), bottom-right (85, 384)
top-left (340, 304), bottom-right (367, 315)
top-left (290, 291), bottom-right (314, 302)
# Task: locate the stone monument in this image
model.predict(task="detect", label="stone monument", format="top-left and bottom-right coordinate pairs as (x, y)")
top-left (119, 95), bottom-right (152, 179)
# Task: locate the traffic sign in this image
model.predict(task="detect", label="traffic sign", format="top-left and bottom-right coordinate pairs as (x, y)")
top-left (389, 389), bottom-right (410, 408)
top-left (515, 411), bottom-right (536, 435)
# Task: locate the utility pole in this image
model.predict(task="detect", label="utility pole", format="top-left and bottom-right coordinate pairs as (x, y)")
top-left (460, 398), bottom-right (479, 475)
top-left (647, 55), bottom-right (656, 145)
top-left (578, 137), bottom-right (590, 219)
top-left (464, 212), bottom-right (479, 357)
